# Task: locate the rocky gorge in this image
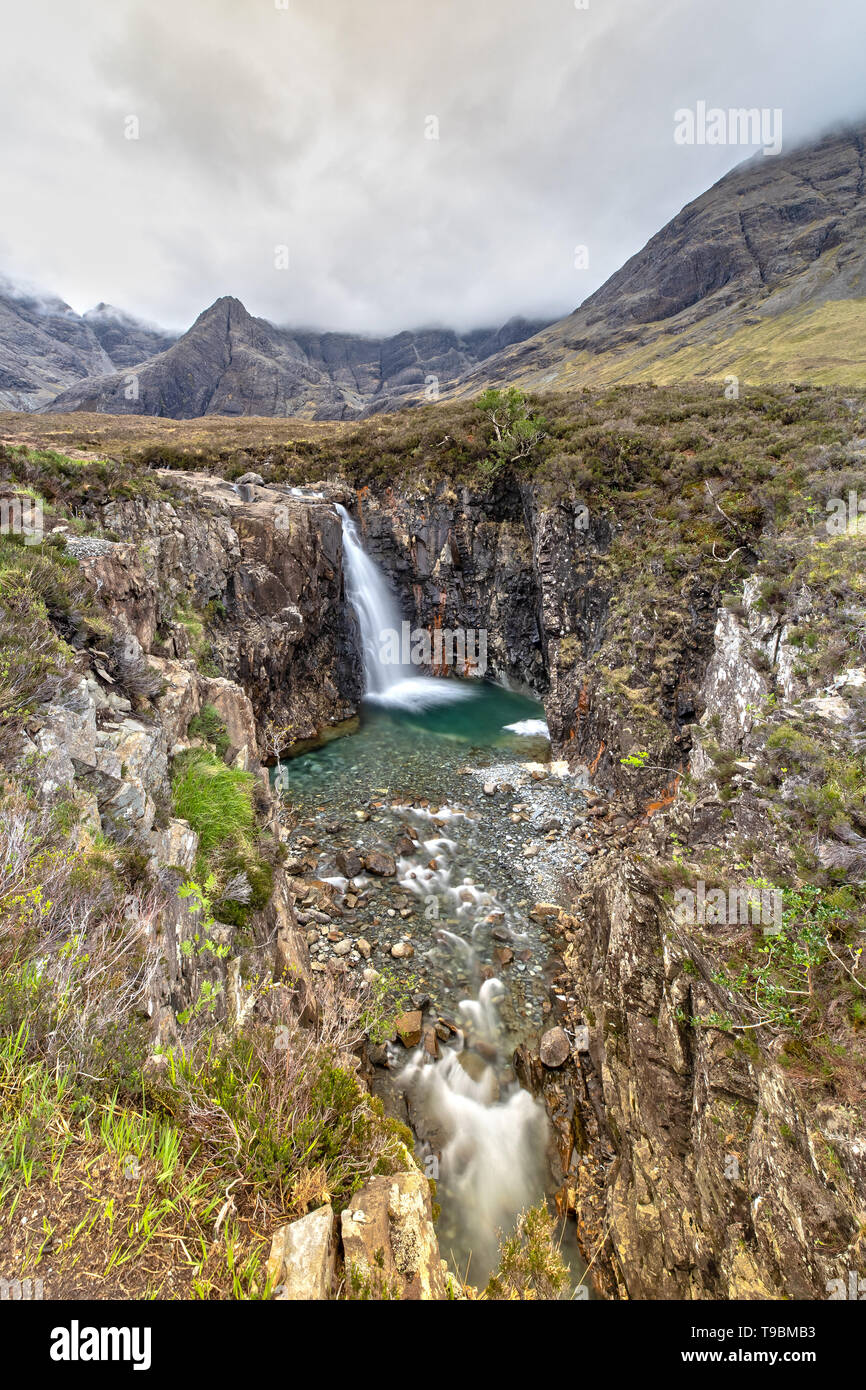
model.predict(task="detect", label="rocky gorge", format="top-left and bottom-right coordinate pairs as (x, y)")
top-left (0, 381), bottom-right (864, 1300)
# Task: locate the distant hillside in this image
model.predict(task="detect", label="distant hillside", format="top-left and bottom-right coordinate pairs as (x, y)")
top-left (0, 281), bottom-right (177, 411)
top-left (43, 297), bottom-right (549, 420)
top-left (82, 303), bottom-right (177, 368)
top-left (448, 124), bottom-right (866, 394)
top-left (0, 282), bottom-right (114, 411)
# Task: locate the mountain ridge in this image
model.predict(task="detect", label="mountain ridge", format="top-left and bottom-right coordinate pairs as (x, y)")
top-left (9, 122), bottom-right (866, 418)
top-left (43, 295), bottom-right (550, 420)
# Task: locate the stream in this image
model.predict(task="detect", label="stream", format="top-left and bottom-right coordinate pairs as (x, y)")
top-left (278, 503), bottom-right (591, 1289)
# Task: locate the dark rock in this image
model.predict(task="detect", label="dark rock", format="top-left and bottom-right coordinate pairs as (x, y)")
top-left (364, 850), bottom-right (396, 876)
top-left (336, 848), bottom-right (363, 878)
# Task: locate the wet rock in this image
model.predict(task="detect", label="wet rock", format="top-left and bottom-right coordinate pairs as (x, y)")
top-left (390, 940), bottom-right (414, 960)
top-left (267, 1204), bottom-right (336, 1300)
top-left (395, 1010), bottom-right (423, 1048)
top-left (336, 848), bottom-right (363, 878)
top-left (364, 851), bottom-right (397, 876)
top-left (539, 1026), bottom-right (570, 1068)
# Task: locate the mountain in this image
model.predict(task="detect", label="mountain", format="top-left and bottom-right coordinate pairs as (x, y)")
top-left (82, 303), bottom-right (177, 368)
top-left (0, 280), bottom-right (115, 410)
top-left (0, 280), bottom-right (177, 411)
top-left (43, 299), bottom-right (549, 419)
top-left (448, 123), bottom-right (866, 394)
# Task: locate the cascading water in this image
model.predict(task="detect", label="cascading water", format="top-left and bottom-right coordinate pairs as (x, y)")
top-left (327, 506), bottom-right (565, 1285)
top-left (336, 504), bottom-right (472, 711)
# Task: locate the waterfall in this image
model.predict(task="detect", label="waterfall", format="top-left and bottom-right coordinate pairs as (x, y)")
top-left (336, 504), bottom-right (472, 711)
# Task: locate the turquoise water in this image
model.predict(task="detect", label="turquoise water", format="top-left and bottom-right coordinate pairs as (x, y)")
top-left (279, 679), bottom-right (591, 1290)
top-left (278, 679), bottom-right (577, 1046)
top-left (284, 680), bottom-right (549, 798)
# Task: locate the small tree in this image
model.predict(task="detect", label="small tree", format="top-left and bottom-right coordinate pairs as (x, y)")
top-left (476, 388), bottom-right (548, 468)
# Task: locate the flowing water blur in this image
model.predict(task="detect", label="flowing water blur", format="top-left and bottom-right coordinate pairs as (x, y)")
top-left (280, 506), bottom-right (588, 1288)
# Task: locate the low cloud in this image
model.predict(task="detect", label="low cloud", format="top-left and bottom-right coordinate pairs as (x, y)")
top-left (1, 0), bottom-right (864, 334)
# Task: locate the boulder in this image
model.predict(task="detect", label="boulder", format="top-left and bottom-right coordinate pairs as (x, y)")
top-left (267, 1204), bottom-right (336, 1300)
top-left (336, 848), bottom-right (363, 878)
top-left (364, 851), bottom-right (396, 877)
top-left (395, 1010), bottom-right (423, 1048)
top-left (539, 1026), bottom-right (570, 1068)
top-left (340, 1172), bottom-right (447, 1300)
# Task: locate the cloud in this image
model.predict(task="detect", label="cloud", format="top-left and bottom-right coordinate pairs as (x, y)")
top-left (1, 0), bottom-right (865, 334)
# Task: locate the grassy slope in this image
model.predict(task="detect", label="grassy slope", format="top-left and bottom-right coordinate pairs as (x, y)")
top-left (447, 299), bottom-right (866, 395)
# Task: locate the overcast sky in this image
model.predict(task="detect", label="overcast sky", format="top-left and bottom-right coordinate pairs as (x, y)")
top-left (1, 0), bottom-right (865, 335)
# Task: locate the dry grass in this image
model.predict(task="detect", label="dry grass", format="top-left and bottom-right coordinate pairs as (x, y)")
top-left (0, 410), bottom-right (348, 462)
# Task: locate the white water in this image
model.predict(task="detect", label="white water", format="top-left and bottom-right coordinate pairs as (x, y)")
top-left (336, 504), bottom-right (472, 710)
top-left (504, 718), bottom-right (550, 737)
top-left (393, 805), bottom-right (550, 1281)
top-left (334, 505), bottom-right (556, 1283)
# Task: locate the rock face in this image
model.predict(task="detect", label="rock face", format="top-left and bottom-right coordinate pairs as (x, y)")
top-left (43, 296), bottom-right (549, 421)
top-left (341, 1172), bottom-right (447, 1300)
top-left (267, 1204), bottom-right (336, 1300)
top-left (81, 303), bottom-right (177, 368)
top-left (447, 123), bottom-right (866, 393)
top-left (550, 573), bottom-right (866, 1301)
top-left (98, 472), bottom-right (362, 747)
top-left (561, 853), bottom-right (861, 1300)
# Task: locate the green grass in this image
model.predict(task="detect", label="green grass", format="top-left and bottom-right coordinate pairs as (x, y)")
top-left (171, 749), bottom-right (255, 861)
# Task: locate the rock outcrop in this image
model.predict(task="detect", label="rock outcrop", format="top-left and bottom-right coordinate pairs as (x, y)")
top-left (93, 472), bottom-right (362, 747)
top-left (544, 568), bottom-right (866, 1300)
top-left (267, 1204), bottom-right (337, 1300)
top-left (341, 1171), bottom-right (448, 1300)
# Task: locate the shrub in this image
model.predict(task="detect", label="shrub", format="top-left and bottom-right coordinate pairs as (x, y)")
top-left (0, 571), bottom-right (72, 735)
top-left (484, 1203), bottom-right (571, 1301)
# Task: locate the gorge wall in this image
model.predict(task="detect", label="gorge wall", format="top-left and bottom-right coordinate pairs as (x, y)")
top-left (299, 477), bottom-right (865, 1301)
top-left (18, 462), bottom-right (863, 1300)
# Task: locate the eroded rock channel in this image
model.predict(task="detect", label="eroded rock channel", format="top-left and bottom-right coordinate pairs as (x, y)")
top-left (279, 502), bottom-right (594, 1285)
